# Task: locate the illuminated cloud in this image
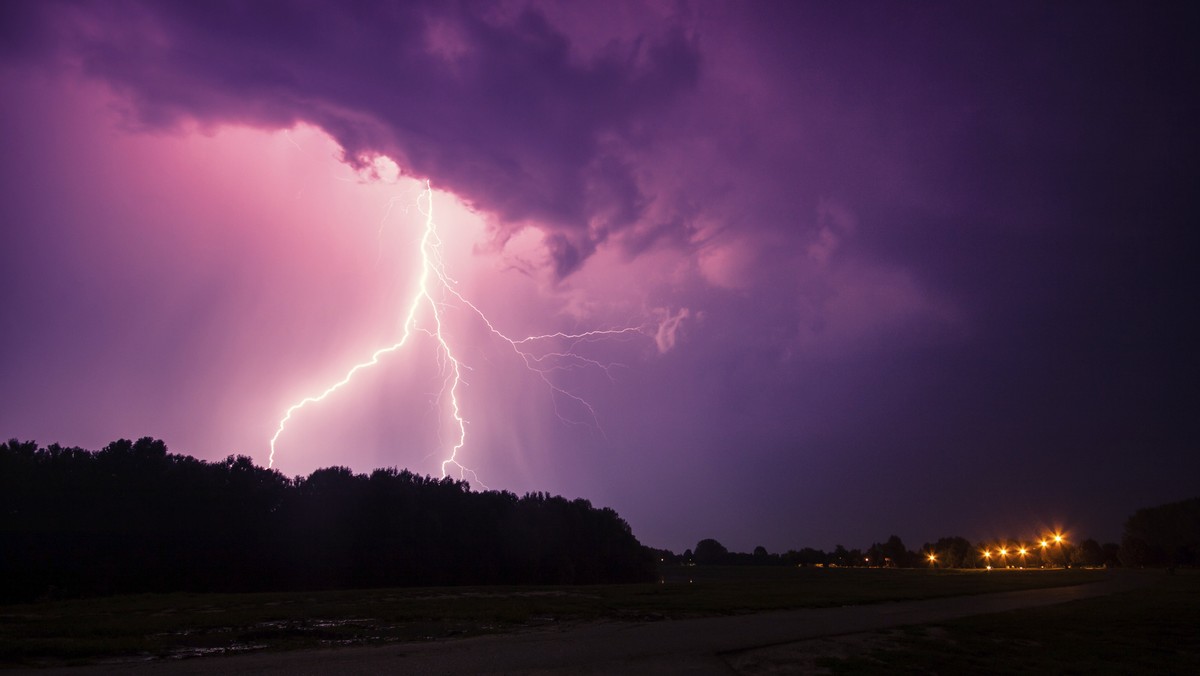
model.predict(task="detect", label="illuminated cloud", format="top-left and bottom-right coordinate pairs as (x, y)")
top-left (653, 307), bottom-right (691, 353)
top-left (12, 0), bottom-right (700, 277)
top-left (2, 1), bottom-right (1195, 554)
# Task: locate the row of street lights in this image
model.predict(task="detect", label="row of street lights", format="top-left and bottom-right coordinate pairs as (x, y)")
top-left (926, 531), bottom-right (1068, 569)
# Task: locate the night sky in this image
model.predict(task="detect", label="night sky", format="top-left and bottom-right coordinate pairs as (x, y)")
top-left (2, 1), bottom-right (1197, 554)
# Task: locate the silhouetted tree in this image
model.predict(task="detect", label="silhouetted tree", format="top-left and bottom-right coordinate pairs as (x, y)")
top-left (867, 535), bottom-right (910, 568)
top-left (1121, 497), bottom-right (1200, 568)
top-left (922, 536), bottom-right (974, 568)
top-left (648, 548), bottom-right (681, 565)
top-left (783, 547), bottom-right (827, 567)
top-left (1101, 542), bottom-right (1121, 567)
top-left (1073, 539), bottom-right (1105, 567)
top-left (0, 438), bottom-right (655, 601)
top-left (693, 538), bottom-right (729, 565)
top-left (830, 544), bottom-right (851, 567)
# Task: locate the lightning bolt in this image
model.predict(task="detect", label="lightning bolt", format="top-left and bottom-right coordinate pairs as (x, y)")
top-left (268, 179), bottom-right (657, 487)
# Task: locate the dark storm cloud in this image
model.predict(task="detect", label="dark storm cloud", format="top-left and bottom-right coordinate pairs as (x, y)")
top-left (4, 0), bottom-right (1197, 551)
top-left (21, 0), bottom-right (699, 276)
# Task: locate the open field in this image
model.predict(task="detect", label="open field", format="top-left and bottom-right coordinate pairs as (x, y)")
top-left (0, 567), bottom-right (1099, 667)
top-left (728, 569), bottom-right (1198, 675)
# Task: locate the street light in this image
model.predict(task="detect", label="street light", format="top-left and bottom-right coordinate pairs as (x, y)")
top-left (927, 552), bottom-right (937, 566)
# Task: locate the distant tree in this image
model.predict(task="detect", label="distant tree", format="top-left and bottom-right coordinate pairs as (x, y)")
top-left (753, 545), bottom-right (769, 560)
top-left (869, 535), bottom-right (910, 568)
top-left (1101, 542), bottom-right (1121, 567)
top-left (1073, 539), bottom-right (1104, 567)
top-left (785, 547), bottom-right (827, 567)
top-left (683, 548), bottom-right (694, 564)
top-left (846, 548), bottom-right (865, 567)
top-left (865, 543), bottom-right (885, 567)
top-left (804, 547), bottom-right (829, 567)
top-left (693, 538), bottom-right (729, 565)
top-left (830, 544), bottom-right (851, 567)
top-left (1121, 497), bottom-right (1200, 568)
top-left (0, 439), bottom-right (656, 601)
top-left (1118, 535), bottom-right (1152, 568)
top-left (924, 536), bottom-right (974, 568)
top-left (649, 548), bottom-right (681, 565)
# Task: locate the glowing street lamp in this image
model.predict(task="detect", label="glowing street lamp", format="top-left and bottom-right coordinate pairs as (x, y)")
top-left (927, 552), bottom-right (937, 566)
top-left (1035, 532), bottom-right (1067, 568)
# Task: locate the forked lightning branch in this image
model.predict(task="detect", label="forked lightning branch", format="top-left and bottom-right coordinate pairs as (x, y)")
top-left (268, 180), bottom-right (654, 486)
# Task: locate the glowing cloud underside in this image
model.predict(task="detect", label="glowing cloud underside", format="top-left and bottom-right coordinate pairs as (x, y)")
top-left (269, 180), bottom-right (659, 487)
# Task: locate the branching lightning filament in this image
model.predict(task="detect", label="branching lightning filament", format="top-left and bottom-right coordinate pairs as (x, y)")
top-left (268, 180), bottom-right (653, 487)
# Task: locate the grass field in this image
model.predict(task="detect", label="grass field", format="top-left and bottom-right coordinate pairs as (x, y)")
top-left (0, 566), bottom-right (1100, 667)
top-left (730, 570), bottom-right (1199, 675)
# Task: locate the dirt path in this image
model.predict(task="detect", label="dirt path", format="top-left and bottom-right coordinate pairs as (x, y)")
top-left (16, 571), bottom-right (1147, 675)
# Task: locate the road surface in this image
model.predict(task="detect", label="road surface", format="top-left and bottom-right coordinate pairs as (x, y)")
top-left (17, 571), bottom-right (1147, 675)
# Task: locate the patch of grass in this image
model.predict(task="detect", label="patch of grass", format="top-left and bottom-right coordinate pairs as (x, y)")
top-left (811, 570), bottom-right (1200, 675)
top-left (654, 566), bottom-right (1097, 615)
top-left (0, 566), bottom-right (1102, 667)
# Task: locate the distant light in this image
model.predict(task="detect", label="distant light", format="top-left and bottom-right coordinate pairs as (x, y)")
top-left (999, 548), bottom-right (1008, 556)
top-left (1054, 534), bottom-right (1063, 543)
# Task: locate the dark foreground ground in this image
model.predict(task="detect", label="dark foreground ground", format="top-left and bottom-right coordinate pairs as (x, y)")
top-left (5, 568), bottom-right (1195, 674)
top-left (729, 569), bottom-right (1198, 675)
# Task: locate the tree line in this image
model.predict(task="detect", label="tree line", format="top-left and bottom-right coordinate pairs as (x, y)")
top-left (655, 496), bottom-right (1198, 570)
top-left (0, 438), bottom-right (655, 602)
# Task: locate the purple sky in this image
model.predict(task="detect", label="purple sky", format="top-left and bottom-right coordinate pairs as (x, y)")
top-left (2, 1), bottom-right (1197, 554)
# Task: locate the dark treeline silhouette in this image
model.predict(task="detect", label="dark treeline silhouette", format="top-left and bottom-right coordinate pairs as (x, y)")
top-left (659, 528), bottom-right (1132, 570)
top-left (1121, 497), bottom-right (1200, 568)
top-left (655, 536), bottom-right (922, 568)
top-left (0, 438), bottom-right (654, 602)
